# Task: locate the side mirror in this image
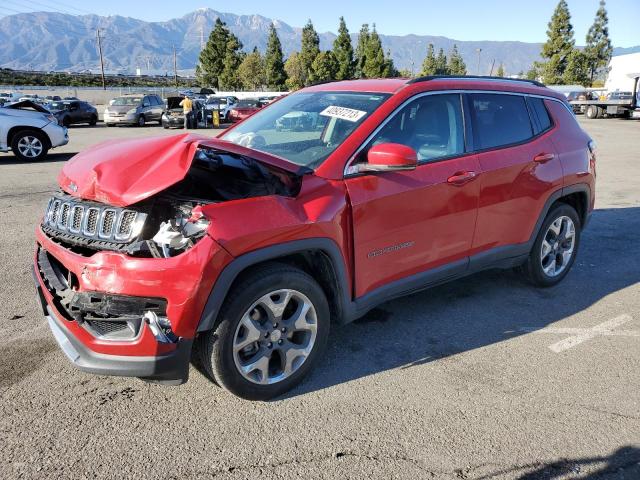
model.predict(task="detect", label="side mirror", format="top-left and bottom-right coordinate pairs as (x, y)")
top-left (358, 143), bottom-right (417, 173)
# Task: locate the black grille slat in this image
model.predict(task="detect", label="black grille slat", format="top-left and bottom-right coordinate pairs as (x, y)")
top-left (85, 208), bottom-right (99, 235)
top-left (118, 211), bottom-right (136, 236)
top-left (101, 210), bottom-right (116, 237)
top-left (59, 203), bottom-right (70, 228)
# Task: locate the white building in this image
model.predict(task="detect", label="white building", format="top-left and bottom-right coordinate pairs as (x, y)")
top-left (605, 52), bottom-right (640, 93)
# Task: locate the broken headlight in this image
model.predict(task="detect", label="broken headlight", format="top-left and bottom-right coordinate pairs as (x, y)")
top-left (151, 205), bottom-right (209, 258)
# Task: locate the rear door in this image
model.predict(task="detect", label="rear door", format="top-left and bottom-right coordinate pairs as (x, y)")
top-left (467, 92), bottom-right (562, 256)
top-left (345, 93), bottom-right (480, 297)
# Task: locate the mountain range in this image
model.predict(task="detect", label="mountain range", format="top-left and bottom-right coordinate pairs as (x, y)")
top-left (0, 8), bottom-right (637, 77)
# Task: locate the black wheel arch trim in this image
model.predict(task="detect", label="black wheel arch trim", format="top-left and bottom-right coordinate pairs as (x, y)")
top-left (196, 238), bottom-right (353, 332)
top-left (196, 183), bottom-right (591, 331)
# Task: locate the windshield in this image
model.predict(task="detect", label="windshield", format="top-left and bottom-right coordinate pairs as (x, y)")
top-left (49, 101), bottom-right (71, 110)
top-left (223, 92), bottom-right (389, 169)
top-left (110, 97), bottom-right (142, 106)
top-left (237, 99), bottom-right (261, 108)
top-left (207, 97), bottom-right (226, 105)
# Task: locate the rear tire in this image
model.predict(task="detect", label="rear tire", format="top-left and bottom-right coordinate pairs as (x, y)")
top-left (521, 203), bottom-right (581, 287)
top-left (197, 263), bottom-right (330, 401)
top-left (585, 105), bottom-right (598, 119)
top-left (11, 130), bottom-right (49, 161)
top-left (89, 115), bottom-right (97, 126)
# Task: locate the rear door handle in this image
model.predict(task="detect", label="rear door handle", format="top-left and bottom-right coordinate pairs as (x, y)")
top-left (447, 171), bottom-right (478, 186)
top-left (534, 152), bottom-right (555, 163)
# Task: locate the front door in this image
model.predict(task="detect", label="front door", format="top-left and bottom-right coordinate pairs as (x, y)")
top-left (345, 93), bottom-right (480, 298)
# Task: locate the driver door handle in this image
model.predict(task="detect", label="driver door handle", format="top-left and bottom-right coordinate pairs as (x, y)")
top-left (447, 170), bottom-right (478, 186)
top-left (534, 152), bottom-right (555, 163)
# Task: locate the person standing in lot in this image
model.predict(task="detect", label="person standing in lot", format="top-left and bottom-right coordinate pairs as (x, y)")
top-left (179, 95), bottom-right (193, 129)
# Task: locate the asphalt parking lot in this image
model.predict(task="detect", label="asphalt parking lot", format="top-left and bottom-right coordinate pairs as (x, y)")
top-left (0, 118), bottom-right (638, 479)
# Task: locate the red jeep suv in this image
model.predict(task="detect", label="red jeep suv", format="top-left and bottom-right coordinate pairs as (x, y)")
top-left (34, 76), bottom-right (596, 400)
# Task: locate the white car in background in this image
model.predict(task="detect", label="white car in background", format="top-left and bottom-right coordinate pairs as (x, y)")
top-left (0, 101), bottom-right (68, 161)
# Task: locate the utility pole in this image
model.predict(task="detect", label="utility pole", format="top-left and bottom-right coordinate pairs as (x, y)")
top-left (489, 59), bottom-right (496, 76)
top-left (96, 28), bottom-right (106, 90)
top-left (96, 29), bottom-right (106, 89)
top-left (173, 45), bottom-right (178, 89)
top-left (476, 48), bottom-right (482, 76)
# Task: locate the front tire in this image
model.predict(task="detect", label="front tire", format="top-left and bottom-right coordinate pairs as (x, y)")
top-left (11, 130), bottom-right (49, 161)
top-left (197, 264), bottom-right (330, 400)
top-left (137, 115), bottom-right (146, 127)
top-left (521, 203), bottom-right (581, 287)
top-left (89, 115), bottom-right (97, 126)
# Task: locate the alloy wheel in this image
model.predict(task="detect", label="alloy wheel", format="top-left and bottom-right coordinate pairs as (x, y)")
top-left (232, 289), bottom-right (318, 385)
top-left (17, 135), bottom-right (43, 158)
top-left (540, 215), bottom-right (576, 277)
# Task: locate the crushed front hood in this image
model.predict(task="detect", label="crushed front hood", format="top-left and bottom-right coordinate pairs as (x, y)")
top-left (58, 133), bottom-right (306, 207)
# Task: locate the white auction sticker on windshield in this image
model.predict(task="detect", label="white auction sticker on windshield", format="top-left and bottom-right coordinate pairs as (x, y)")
top-left (320, 106), bottom-right (367, 122)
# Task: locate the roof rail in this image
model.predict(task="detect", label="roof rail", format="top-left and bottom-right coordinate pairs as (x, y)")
top-left (407, 75), bottom-right (546, 88)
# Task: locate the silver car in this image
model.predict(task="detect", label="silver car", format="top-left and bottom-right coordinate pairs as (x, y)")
top-left (0, 102), bottom-right (68, 161)
top-left (104, 94), bottom-right (164, 127)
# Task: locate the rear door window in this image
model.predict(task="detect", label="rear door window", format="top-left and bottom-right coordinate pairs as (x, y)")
top-left (469, 93), bottom-right (533, 150)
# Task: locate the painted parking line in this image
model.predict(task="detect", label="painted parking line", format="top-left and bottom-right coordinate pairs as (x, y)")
top-left (520, 314), bottom-right (638, 352)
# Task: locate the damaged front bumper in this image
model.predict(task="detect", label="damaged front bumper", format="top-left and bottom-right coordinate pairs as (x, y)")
top-left (34, 225), bottom-right (233, 384)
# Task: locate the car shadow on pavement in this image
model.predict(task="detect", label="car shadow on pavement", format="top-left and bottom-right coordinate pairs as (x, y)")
top-left (0, 152), bottom-right (77, 165)
top-left (282, 206), bottom-right (640, 399)
top-left (497, 446), bottom-right (640, 479)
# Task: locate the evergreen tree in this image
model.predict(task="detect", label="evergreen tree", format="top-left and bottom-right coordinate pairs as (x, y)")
top-left (447, 44), bottom-right (466, 75)
top-left (333, 17), bottom-right (355, 80)
top-left (300, 20), bottom-right (321, 85)
top-left (420, 44), bottom-right (437, 76)
top-left (384, 49), bottom-right (396, 77)
top-left (435, 48), bottom-right (448, 75)
top-left (284, 52), bottom-right (305, 90)
top-left (196, 18), bottom-right (232, 88)
top-left (355, 24), bottom-right (370, 78)
top-left (310, 51), bottom-right (339, 83)
top-left (362, 25), bottom-right (387, 78)
top-left (496, 63), bottom-right (505, 77)
top-left (563, 49), bottom-right (589, 86)
top-left (526, 66), bottom-right (539, 81)
top-left (584, 0), bottom-right (613, 85)
top-left (218, 35), bottom-right (244, 90)
top-left (264, 24), bottom-right (287, 91)
top-left (540, 0), bottom-right (575, 84)
top-left (238, 47), bottom-right (265, 90)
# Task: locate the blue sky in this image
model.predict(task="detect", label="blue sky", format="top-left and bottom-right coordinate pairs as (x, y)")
top-left (4, 0), bottom-right (639, 47)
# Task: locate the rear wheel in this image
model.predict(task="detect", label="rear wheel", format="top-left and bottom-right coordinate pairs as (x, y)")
top-left (11, 130), bottom-right (49, 161)
top-left (521, 203), bottom-right (581, 287)
top-left (89, 115), bottom-right (97, 126)
top-left (62, 116), bottom-right (71, 127)
top-left (585, 105), bottom-right (599, 119)
top-left (197, 264), bottom-right (330, 400)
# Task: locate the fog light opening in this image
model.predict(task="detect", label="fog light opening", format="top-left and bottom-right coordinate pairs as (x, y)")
top-left (144, 311), bottom-right (178, 343)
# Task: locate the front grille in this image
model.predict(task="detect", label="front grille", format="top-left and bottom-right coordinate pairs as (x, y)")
top-left (42, 194), bottom-right (146, 245)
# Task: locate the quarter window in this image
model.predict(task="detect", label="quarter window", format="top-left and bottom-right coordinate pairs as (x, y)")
top-left (364, 93), bottom-right (465, 163)
top-left (469, 93), bottom-right (533, 150)
top-left (529, 97), bottom-right (552, 132)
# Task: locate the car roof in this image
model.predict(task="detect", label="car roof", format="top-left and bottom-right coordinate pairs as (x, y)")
top-left (302, 76), bottom-right (566, 101)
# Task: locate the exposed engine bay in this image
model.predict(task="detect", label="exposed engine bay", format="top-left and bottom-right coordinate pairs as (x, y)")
top-left (42, 147), bottom-right (303, 258)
